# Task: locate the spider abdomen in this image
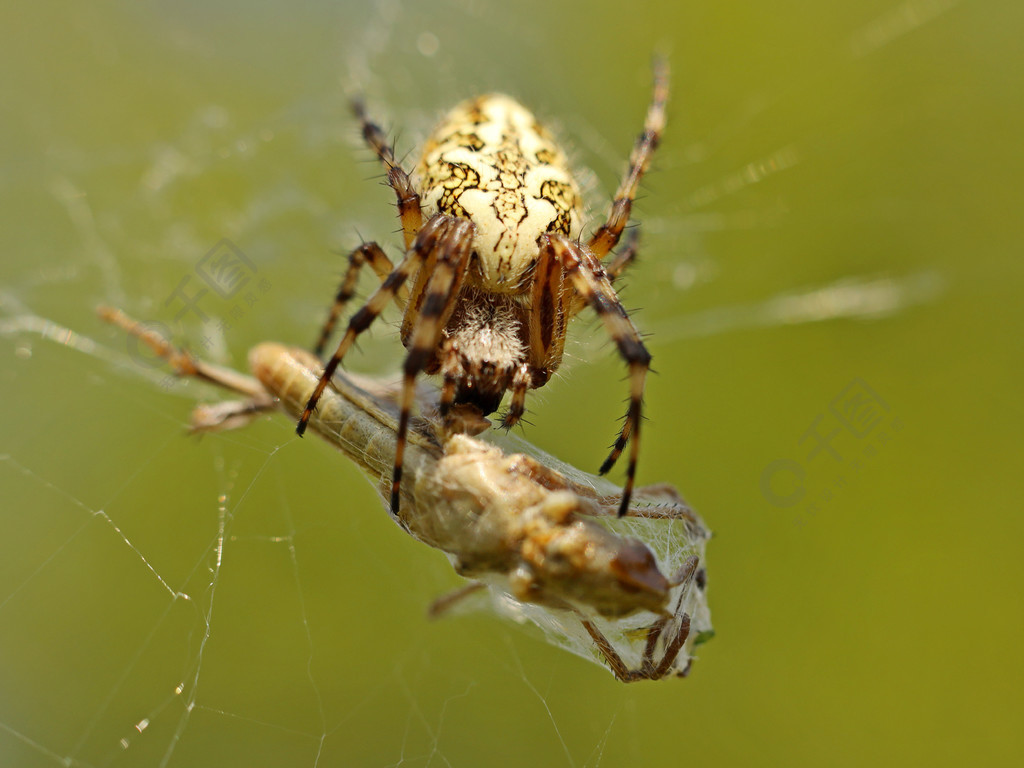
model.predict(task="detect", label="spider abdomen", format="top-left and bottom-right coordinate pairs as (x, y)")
top-left (415, 94), bottom-right (584, 294)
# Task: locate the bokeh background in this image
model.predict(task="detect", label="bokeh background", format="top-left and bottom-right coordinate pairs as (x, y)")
top-left (2, 1), bottom-right (1022, 766)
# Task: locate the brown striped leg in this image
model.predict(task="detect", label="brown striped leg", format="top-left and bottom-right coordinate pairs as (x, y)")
top-left (543, 234), bottom-right (651, 518)
top-left (391, 218), bottom-right (475, 514)
top-left (437, 342), bottom-right (460, 422)
top-left (588, 59), bottom-right (668, 259)
top-left (526, 230), bottom-right (573, 383)
top-left (296, 215), bottom-right (453, 438)
top-left (499, 363), bottom-right (531, 430)
top-left (606, 226), bottom-right (641, 280)
top-left (569, 227), bottom-right (641, 318)
top-left (436, 341), bottom-right (492, 436)
top-left (351, 98), bottom-right (423, 249)
top-left (312, 241), bottom-right (396, 358)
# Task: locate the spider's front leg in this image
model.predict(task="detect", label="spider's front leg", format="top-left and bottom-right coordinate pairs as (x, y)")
top-left (313, 241), bottom-right (398, 358)
top-left (514, 227), bottom-right (576, 431)
top-left (391, 218), bottom-right (475, 514)
top-left (498, 363), bottom-right (532, 431)
top-left (605, 227), bottom-right (641, 281)
top-left (588, 58), bottom-right (668, 259)
top-left (309, 97), bottom-right (427, 358)
top-left (542, 233), bottom-right (651, 518)
top-left (351, 97), bottom-right (423, 249)
top-left (569, 227), bottom-right (641, 318)
top-left (296, 215), bottom-right (457, 440)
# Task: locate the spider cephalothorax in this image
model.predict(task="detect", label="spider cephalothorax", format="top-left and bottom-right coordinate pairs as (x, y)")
top-left (299, 62), bottom-right (668, 517)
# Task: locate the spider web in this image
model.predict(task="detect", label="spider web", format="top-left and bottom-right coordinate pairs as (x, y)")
top-left (0, 1), bottom-right (952, 766)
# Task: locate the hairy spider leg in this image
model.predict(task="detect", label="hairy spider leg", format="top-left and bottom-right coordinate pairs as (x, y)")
top-left (391, 218), bottom-right (475, 513)
top-left (543, 233), bottom-right (651, 518)
top-left (437, 344), bottom-right (460, 418)
top-left (605, 226), bottom-right (641, 281)
top-left (567, 225), bottom-right (642, 319)
top-left (351, 97), bottom-right (423, 249)
top-left (311, 98), bottom-right (426, 357)
top-left (313, 242), bottom-right (397, 358)
top-left (297, 215), bottom-right (457, 440)
top-left (495, 228), bottom-right (577, 431)
top-left (496, 362), bottom-right (533, 430)
top-left (587, 58), bottom-right (669, 260)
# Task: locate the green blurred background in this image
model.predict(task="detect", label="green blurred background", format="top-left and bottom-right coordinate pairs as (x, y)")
top-left (2, 1), bottom-right (1022, 766)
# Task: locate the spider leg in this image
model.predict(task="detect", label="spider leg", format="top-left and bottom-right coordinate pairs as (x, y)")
top-left (437, 340), bottom-right (460, 421)
top-left (351, 98), bottom-right (423, 249)
top-left (297, 215), bottom-right (454, 438)
top-left (605, 226), bottom-right (641, 281)
top-left (391, 217), bottom-right (475, 514)
top-left (543, 233), bottom-right (651, 518)
top-left (587, 59), bottom-right (668, 259)
top-left (499, 363), bottom-right (532, 430)
top-left (569, 227), bottom-right (640, 318)
top-left (434, 339), bottom-right (491, 436)
top-left (313, 241), bottom-right (399, 358)
top-left (525, 230), bottom-right (574, 386)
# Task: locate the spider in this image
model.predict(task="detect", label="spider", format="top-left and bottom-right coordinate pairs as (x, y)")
top-left (298, 61), bottom-right (669, 518)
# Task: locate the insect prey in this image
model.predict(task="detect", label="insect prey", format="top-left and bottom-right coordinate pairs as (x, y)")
top-left (99, 306), bottom-right (712, 682)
